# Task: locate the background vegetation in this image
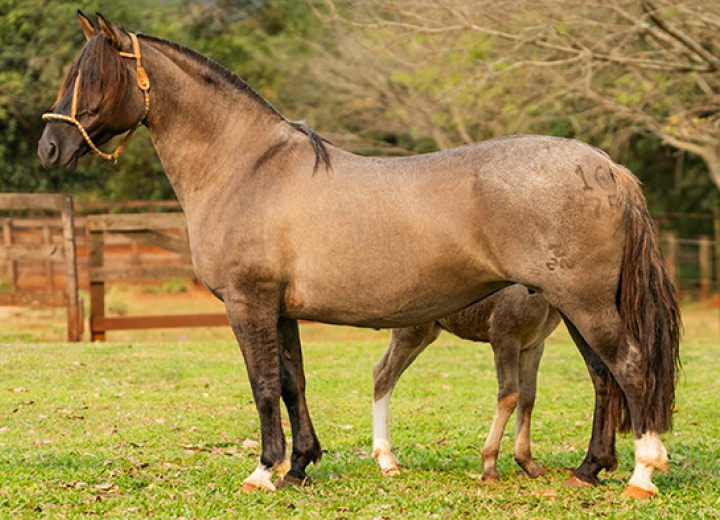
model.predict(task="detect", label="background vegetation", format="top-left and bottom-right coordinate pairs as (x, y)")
top-left (2, 0), bottom-right (720, 221)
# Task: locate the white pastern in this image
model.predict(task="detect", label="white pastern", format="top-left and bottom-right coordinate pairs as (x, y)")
top-left (242, 463), bottom-right (277, 492)
top-left (373, 393), bottom-right (399, 474)
top-left (627, 432), bottom-right (668, 493)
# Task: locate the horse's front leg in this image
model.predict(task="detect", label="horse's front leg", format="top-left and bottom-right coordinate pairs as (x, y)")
top-left (481, 337), bottom-right (520, 483)
top-left (274, 317), bottom-right (322, 488)
top-left (224, 295), bottom-right (286, 492)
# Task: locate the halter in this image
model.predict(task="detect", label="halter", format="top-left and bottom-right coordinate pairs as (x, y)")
top-left (42, 32), bottom-right (150, 162)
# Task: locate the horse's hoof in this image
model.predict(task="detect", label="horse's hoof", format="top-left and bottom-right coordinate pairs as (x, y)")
top-left (524, 465), bottom-right (546, 479)
top-left (241, 481), bottom-right (275, 493)
top-left (480, 474), bottom-right (499, 485)
top-left (562, 475), bottom-right (593, 488)
top-left (622, 484), bottom-right (656, 499)
top-left (381, 465), bottom-right (400, 477)
top-left (528, 469), bottom-right (546, 479)
top-left (274, 473), bottom-right (311, 489)
top-left (241, 465), bottom-right (278, 492)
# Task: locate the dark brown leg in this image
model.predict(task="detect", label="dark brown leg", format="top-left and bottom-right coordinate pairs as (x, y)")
top-left (224, 293), bottom-right (286, 492)
top-left (564, 318), bottom-right (618, 487)
top-left (276, 318), bottom-right (322, 487)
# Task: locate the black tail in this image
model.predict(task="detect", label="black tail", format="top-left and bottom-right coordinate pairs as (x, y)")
top-left (612, 169), bottom-right (682, 433)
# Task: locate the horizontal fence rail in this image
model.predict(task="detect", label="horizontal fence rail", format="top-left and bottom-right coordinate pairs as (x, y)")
top-left (86, 211), bottom-right (227, 341)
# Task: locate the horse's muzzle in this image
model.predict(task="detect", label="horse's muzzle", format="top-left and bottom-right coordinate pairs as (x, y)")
top-left (38, 126), bottom-right (82, 169)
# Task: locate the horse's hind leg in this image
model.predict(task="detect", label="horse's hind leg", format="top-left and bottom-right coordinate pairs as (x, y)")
top-left (481, 337), bottom-right (521, 483)
top-left (275, 318), bottom-right (322, 488)
top-left (373, 323), bottom-right (441, 475)
top-left (563, 318), bottom-right (618, 488)
top-left (513, 341), bottom-right (545, 479)
top-left (563, 307), bottom-right (670, 497)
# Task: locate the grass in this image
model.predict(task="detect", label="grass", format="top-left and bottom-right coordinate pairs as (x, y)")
top-left (0, 300), bottom-right (719, 518)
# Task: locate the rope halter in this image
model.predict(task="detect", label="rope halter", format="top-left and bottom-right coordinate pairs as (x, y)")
top-left (42, 33), bottom-right (150, 162)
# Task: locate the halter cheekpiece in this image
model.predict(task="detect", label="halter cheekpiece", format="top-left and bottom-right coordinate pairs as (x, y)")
top-left (42, 32), bottom-right (150, 162)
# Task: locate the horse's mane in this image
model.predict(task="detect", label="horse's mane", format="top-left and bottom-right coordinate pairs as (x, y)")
top-left (56, 36), bottom-right (129, 111)
top-left (140, 34), bottom-right (331, 171)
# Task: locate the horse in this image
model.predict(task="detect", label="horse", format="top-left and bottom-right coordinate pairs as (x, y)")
top-left (38, 12), bottom-right (681, 498)
top-left (372, 285), bottom-right (560, 483)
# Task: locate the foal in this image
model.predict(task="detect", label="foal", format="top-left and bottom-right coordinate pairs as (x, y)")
top-left (372, 285), bottom-right (560, 481)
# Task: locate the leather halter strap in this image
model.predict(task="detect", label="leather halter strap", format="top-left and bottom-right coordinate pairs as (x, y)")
top-left (42, 33), bottom-right (150, 162)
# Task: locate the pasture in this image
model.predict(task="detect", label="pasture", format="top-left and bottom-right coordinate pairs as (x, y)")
top-left (1, 289), bottom-right (719, 518)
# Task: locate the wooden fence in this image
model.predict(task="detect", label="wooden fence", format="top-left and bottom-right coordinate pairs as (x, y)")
top-left (0, 194), bottom-right (82, 341)
top-left (86, 212), bottom-right (227, 341)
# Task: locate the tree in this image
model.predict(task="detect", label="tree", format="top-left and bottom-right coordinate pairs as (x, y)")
top-left (317, 0), bottom-right (720, 195)
top-left (0, 0), bottom-right (314, 200)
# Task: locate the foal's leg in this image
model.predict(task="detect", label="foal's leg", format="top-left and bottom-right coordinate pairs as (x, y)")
top-left (224, 296), bottom-right (286, 492)
top-left (563, 319), bottom-right (618, 488)
top-left (513, 341), bottom-right (545, 478)
top-left (481, 337), bottom-right (520, 483)
top-left (275, 318), bottom-right (322, 487)
top-left (373, 323), bottom-right (441, 475)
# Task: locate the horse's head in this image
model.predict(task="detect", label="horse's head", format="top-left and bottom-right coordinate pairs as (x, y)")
top-left (38, 11), bottom-right (150, 168)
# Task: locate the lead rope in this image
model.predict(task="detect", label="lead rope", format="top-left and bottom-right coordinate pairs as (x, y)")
top-left (42, 33), bottom-right (150, 162)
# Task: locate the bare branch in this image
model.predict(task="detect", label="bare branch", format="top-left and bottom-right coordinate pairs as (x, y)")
top-left (642, 0), bottom-right (720, 66)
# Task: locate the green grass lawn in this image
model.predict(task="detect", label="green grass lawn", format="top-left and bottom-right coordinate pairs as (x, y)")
top-left (1, 320), bottom-right (719, 518)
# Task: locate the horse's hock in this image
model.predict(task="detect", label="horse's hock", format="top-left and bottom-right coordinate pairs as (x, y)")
top-left (0, 194), bottom-right (82, 341)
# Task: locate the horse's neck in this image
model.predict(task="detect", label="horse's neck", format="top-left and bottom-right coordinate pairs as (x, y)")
top-left (141, 41), bottom-right (284, 208)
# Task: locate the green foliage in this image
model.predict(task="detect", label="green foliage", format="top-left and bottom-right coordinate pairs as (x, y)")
top-left (1, 0), bottom-right (313, 201)
top-left (0, 0), bottom-right (170, 197)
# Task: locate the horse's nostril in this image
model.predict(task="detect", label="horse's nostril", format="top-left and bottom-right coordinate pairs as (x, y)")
top-left (38, 137), bottom-right (60, 167)
top-left (47, 142), bottom-right (58, 161)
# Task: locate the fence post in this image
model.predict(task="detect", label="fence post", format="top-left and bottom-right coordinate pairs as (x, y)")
top-left (699, 235), bottom-right (712, 301)
top-left (43, 224), bottom-right (54, 289)
top-left (714, 209), bottom-right (720, 298)
top-left (62, 196), bottom-right (82, 342)
top-left (2, 218), bottom-right (17, 290)
top-left (662, 231), bottom-right (677, 287)
top-left (88, 224), bottom-right (106, 341)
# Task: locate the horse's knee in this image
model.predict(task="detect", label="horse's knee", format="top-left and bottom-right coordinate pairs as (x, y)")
top-left (255, 385), bottom-right (281, 415)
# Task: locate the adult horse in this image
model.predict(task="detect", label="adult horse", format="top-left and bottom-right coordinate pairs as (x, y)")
top-left (372, 285), bottom-right (560, 482)
top-left (38, 12), bottom-right (680, 498)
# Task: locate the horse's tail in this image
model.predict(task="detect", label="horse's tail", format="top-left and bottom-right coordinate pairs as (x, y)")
top-left (608, 165), bottom-right (682, 433)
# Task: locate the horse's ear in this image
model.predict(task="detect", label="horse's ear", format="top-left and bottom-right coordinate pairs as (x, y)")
top-left (96, 12), bottom-right (129, 51)
top-left (77, 10), bottom-right (98, 41)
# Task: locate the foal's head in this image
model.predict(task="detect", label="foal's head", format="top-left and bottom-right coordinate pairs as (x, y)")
top-left (38, 11), bottom-right (149, 168)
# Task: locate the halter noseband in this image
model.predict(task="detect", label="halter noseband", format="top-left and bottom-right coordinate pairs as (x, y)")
top-left (42, 32), bottom-right (150, 162)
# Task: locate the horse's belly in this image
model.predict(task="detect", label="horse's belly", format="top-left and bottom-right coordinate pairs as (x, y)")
top-left (283, 251), bottom-right (505, 328)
